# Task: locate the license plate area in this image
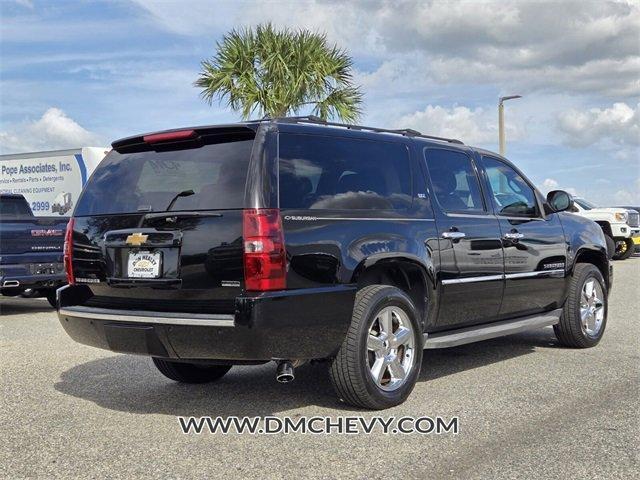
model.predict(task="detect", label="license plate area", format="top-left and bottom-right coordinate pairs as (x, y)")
top-left (102, 229), bottom-right (182, 285)
top-left (104, 246), bottom-right (180, 283)
top-left (127, 250), bottom-right (162, 279)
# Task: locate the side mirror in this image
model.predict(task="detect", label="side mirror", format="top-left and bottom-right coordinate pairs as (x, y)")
top-left (546, 190), bottom-right (573, 213)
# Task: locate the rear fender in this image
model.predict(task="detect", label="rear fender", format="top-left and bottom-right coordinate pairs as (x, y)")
top-left (351, 254), bottom-right (438, 330)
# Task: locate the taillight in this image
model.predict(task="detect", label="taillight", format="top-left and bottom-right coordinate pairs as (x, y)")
top-left (64, 218), bottom-right (75, 285)
top-left (242, 209), bottom-right (286, 291)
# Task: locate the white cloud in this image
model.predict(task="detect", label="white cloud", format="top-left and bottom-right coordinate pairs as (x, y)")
top-left (132, 0), bottom-right (374, 53)
top-left (131, 0), bottom-right (640, 98)
top-left (613, 187), bottom-right (640, 204)
top-left (13, 0), bottom-right (34, 9)
top-left (396, 104), bottom-right (521, 145)
top-left (539, 177), bottom-right (578, 197)
top-left (616, 179), bottom-right (640, 204)
top-left (0, 108), bottom-right (102, 154)
top-left (354, 58), bottom-right (421, 95)
top-left (427, 57), bottom-right (640, 98)
top-left (557, 102), bottom-right (640, 147)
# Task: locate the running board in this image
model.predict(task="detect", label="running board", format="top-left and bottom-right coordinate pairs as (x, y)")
top-left (423, 309), bottom-right (562, 349)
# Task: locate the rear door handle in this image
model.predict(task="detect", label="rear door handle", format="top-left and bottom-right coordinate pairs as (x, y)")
top-left (442, 231), bottom-right (466, 239)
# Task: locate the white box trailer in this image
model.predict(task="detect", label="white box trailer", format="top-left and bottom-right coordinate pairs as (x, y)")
top-left (0, 147), bottom-right (108, 216)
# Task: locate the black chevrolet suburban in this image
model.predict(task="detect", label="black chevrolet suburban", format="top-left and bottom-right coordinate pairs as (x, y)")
top-left (57, 117), bottom-right (611, 409)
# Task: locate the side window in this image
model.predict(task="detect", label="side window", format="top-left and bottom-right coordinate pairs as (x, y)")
top-left (278, 133), bottom-right (412, 210)
top-left (424, 148), bottom-right (484, 213)
top-left (482, 156), bottom-right (539, 217)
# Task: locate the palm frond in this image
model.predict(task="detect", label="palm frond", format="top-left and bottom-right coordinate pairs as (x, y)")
top-left (195, 23), bottom-right (363, 122)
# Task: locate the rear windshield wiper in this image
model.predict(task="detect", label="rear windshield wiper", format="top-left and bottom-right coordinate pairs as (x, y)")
top-left (166, 189), bottom-right (195, 212)
top-left (135, 189), bottom-right (195, 213)
top-left (136, 190), bottom-right (224, 227)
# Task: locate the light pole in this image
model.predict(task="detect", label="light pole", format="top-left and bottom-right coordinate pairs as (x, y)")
top-left (498, 95), bottom-right (521, 155)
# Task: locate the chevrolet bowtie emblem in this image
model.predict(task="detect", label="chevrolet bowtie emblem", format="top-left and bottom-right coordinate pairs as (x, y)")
top-left (125, 232), bottom-right (148, 246)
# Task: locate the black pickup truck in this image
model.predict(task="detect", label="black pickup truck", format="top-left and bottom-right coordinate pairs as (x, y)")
top-left (1, 194), bottom-right (67, 307)
top-left (57, 117), bottom-right (611, 409)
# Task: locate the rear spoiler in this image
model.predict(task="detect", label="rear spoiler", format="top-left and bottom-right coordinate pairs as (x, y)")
top-left (111, 125), bottom-right (258, 154)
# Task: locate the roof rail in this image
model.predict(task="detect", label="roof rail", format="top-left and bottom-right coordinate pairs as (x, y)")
top-left (266, 115), bottom-right (464, 145)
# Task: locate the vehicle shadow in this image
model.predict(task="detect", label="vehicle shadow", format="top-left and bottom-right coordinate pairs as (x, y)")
top-left (0, 298), bottom-right (53, 315)
top-left (54, 327), bottom-right (559, 416)
top-left (421, 326), bottom-right (559, 382)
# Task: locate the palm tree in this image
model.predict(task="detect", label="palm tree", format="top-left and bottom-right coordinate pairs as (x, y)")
top-left (195, 24), bottom-right (363, 122)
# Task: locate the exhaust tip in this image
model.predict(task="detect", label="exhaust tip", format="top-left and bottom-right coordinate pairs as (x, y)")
top-left (276, 361), bottom-right (295, 383)
top-left (2, 280), bottom-right (20, 288)
top-left (276, 373), bottom-right (295, 383)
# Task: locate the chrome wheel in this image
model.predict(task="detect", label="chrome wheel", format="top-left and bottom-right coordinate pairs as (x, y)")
top-left (580, 278), bottom-right (605, 337)
top-left (366, 306), bottom-right (416, 392)
top-left (616, 240), bottom-right (627, 255)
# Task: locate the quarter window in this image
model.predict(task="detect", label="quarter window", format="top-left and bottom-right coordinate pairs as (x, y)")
top-left (424, 149), bottom-right (485, 213)
top-left (482, 156), bottom-right (538, 217)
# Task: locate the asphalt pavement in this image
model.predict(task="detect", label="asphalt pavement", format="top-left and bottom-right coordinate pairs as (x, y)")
top-left (1, 257), bottom-right (638, 479)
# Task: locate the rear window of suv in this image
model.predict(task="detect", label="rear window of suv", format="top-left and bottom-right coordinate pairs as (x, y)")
top-left (0, 196), bottom-right (33, 218)
top-left (278, 133), bottom-right (412, 210)
top-left (75, 134), bottom-right (254, 216)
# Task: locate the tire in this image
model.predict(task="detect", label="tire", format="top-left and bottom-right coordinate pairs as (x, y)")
top-left (612, 238), bottom-right (634, 260)
top-left (554, 263), bottom-right (607, 348)
top-left (152, 358), bottom-right (231, 384)
top-left (45, 290), bottom-right (57, 308)
top-left (329, 285), bottom-right (423, 410)
top-left (604, 235), bottom-right (615, 260)
top-left (619, 238), bottom-right (635, 260)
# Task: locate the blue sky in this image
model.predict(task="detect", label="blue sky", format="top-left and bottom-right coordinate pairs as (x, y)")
top-left (1, 0), bottom-right (638, 204)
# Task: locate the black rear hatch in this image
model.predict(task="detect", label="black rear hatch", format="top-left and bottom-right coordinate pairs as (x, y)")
top-left (70, 127), bottom-right (258, 314)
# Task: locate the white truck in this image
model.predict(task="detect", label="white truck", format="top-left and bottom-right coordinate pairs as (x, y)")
top-left (571, 197), bottom-right (640, 260)
top-left (0, 147), bottom-right (108, 217)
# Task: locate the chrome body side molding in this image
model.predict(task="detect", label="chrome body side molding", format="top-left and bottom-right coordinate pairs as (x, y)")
top-left (505, 269), bottom-right (565, 279)
top-left (441, 274), bottom-right (504, 285)
top-left (441, 269), bottom-right (565, 285)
